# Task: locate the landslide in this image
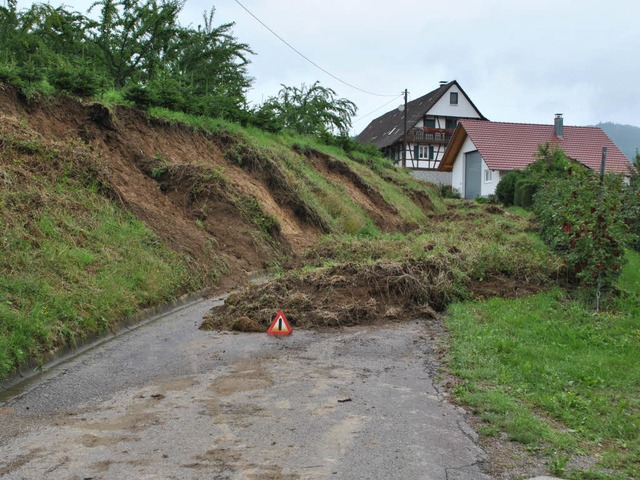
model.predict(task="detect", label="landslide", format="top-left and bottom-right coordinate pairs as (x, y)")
top-left (0, 85), bottom-right (443, 378)
top-left (203, 202), bottom-right (564, 332)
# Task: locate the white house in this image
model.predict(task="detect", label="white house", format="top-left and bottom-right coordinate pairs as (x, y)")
top-left (355, 80), bottom-right (486, 171)
top-left (438, 115), bottom-right (632, 199)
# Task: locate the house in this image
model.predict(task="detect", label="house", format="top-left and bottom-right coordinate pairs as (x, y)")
top-left (355, 81), bottom-right (486, 174)
top-left (438, 115), bottom-right (632, 199)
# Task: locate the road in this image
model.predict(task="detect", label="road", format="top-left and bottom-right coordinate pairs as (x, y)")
top-left (0, 295), bottom-right (491, 479)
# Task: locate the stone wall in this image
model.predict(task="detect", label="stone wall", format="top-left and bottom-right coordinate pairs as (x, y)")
top-left (410, 170), bottom-right (452, 186)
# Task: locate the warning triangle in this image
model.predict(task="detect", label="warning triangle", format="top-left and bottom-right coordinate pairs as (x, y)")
top-left (266, 310), bottom-right (292, 336)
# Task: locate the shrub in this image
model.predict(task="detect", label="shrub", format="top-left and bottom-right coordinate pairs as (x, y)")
top-left (624, 154), bottom-right (640, 251)
top-left (49, 65), bottom-right (102, 97)
top-left (148, 77), bottom-right (186, 111)
top-left (514, 178), bottom-right (538, 208)
top-left (495, 170), bottom-right (524, 206)
top-left (0, 64), bottom-right (18, 84)
top-left (534, 170), bottom-right (630, 302)
top-left (123, 83), bottom-right (155, 110)
top-left (439, 184), bottom-right (461, 199)
top-left (16, 62), bottom-right (44, 85)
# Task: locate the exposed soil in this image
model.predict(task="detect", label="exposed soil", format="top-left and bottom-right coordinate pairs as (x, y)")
top-left (202, 260), bottom-right (446, 332)
top-left (0, 86), bottom-right (435, 291)
top-left (202, 255), bottom-right (549, 333)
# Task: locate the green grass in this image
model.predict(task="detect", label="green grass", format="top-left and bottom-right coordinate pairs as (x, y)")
top-left (445, 271), bottom-right (640, 478)
top-left (619, 249), bottom-right (640, 294)
top-left (304, 203), bottom-right (560, 288)
top-left (0, 139), bottom-right (208, 380)
top-left (149, 107), bottom-right (444, 227)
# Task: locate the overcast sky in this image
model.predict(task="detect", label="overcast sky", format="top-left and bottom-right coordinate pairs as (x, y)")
top-left (18, 0), bottom-right (640, 133)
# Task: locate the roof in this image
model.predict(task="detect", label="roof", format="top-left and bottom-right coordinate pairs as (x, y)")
top-left (355, 81), bottom-right (486, 149)
top-left (439, 119), bottom-right (631, 174)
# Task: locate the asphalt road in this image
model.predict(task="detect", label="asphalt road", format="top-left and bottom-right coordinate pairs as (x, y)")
top-left (0, 295), bottom-right (491, 479)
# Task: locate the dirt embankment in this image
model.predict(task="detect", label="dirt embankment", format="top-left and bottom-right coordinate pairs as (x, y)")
top-left (0, 87), bottom-right (440, 291)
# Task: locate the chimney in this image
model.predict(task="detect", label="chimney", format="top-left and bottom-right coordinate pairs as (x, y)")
top-left (554, 113), bottom-right (563, 138)
top-left (439, 80), bottom-right (448, 87)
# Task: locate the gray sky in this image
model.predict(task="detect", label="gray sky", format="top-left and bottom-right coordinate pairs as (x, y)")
top-left (18, 0), bottom-right (640, 133)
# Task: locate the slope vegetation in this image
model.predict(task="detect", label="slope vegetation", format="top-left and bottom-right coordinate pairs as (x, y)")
top-left (0, 86), bottom-right (442, 379)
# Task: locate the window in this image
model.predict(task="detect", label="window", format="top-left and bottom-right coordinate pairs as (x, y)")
top-left (450, 92), bottom-right (458, 105)
top-left (445, 117), bottom-right (457, 130)
top-left (417, 146), bottom-right (435, 160)
top-left (484, 169), bottom-right (493, 183)
top-left (424, 116), bottom-right (436, 129)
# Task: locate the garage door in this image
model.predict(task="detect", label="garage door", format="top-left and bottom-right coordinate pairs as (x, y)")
top-left (464, 151), bottom-right (482, 199)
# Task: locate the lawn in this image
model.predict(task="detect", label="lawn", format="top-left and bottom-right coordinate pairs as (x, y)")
top-left (445, 252), bottom-right (640, 479)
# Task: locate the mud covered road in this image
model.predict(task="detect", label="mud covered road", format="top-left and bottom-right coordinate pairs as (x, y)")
top-left (0, 296), bottom-right (491, 479)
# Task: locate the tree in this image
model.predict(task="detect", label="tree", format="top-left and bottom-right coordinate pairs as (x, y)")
top-left (88, 0), bottom-right (184, 87)
top-left (533, 150), bottom-right (631, 307)
top-left (260, 81), bottom-right (357, 136)
top-left (171, 9), bottom-right (253, 99)
top-left (495, 143), bottom-right (573, 208)
top-left (623, 151), bottom-right (640, 251)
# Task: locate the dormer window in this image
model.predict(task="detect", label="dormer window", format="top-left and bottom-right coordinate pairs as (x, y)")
top-left (450, 92), bottom-right (458, 105)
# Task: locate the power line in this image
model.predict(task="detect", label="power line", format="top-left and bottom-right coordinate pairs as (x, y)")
top-left (233, 0), bottom-right (397, 98)
top-left (353, 94), bottom-right (404, 124)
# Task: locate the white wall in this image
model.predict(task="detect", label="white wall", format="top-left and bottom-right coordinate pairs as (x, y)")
top-left (451, 137), bottom-right (477, 197)
top-left (451, 137), bottom-right (502, 198)
top-left (429, 85), bottom-right (482, 119)
top-left (481, 167), bottom-right (501, 196)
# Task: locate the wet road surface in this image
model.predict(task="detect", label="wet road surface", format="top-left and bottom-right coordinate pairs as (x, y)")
top-left (0, 296), bottom-right (490, 479)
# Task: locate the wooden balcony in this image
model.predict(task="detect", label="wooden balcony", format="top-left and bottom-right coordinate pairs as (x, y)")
top-left (406, 127), bottom-right (453, 145)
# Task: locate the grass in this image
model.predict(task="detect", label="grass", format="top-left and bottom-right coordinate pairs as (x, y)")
top-left (445, 268), bottom-right (640, 478)
top-left (304, 202), bottom-right (561, 288)
top-left (0, 135), bottom-right (208, 380)
top-left (619, 249), bottom-right (640, 294)
top-left (149, 107), bottom-right (445, 228)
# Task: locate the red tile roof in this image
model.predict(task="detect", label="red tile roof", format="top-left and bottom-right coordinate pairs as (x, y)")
top-left (441, 119), bottom-right (631, 174)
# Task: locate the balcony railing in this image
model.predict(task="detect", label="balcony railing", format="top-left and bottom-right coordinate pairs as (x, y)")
top-left (406, 127), bottom-right (453, 145)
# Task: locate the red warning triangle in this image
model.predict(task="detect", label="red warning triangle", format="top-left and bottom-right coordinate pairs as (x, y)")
top-left (266, 310), bottom-right (292, 336)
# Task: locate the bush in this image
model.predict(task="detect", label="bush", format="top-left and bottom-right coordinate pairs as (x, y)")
top-left (49, 65), bottom-right (102, 97)
top-left (495, 170), bottom-right (524, 206)
top-left (16, 62), bottom-right (44, 85)
top-left (625, 152), bottom-right (640, 251)
top-left (123, 83), bottom-right (155, 110)
top-left (514, 179), bottom-right (538, 208)
top-left (148, 77), bottom-right (186, 111)
top-left (0, 64), bottom-right (18, 84)
top-left (439, 184), bottom-right (461, 199)
top-left (534, 170), bottom-right (630, 298)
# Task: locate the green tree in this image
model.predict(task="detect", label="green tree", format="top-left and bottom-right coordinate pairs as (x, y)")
top-left (170, 9), bottom-right (253, 101)
top-left (533, 156), bottom-right (631, 307)
top-left (88, 0), bottom-right (183, 87)
top-left (260, 81), bottom-right (357, 136)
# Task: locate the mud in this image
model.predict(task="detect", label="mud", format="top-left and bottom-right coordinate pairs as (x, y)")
top-left (202, 259), bottom-right (450, 332)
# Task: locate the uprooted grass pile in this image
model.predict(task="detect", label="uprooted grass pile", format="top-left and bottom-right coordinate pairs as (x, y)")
top-left (202, 202), bottom-right (566, 332)
top-left (202, 258), bottom-right (457, 332)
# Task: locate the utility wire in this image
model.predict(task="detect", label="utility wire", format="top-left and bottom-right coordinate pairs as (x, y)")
top-left (233, 0), bottom-right (397, 98)
top-left (353, 94), bottom-right (404, 124)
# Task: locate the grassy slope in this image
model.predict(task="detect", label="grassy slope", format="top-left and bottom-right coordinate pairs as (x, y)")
top-left (0, 100), bottom-right (444, 380)
top-left (149, 108), bottom-right (445, 231)
top-left (445, 252), bottom-right (640, 479)
top-left (0, 138), bottom-right (199, 378)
